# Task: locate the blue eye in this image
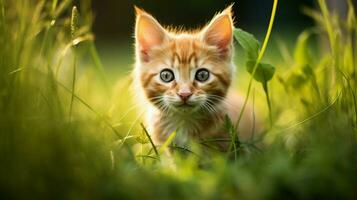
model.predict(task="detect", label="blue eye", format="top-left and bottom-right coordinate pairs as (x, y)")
top-left (195, 69), bottom-right (210, 82)
top-left (160, 69), bottom-right (175, 82)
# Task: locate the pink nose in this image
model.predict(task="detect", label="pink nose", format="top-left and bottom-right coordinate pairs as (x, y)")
top-left (177, 91), bottom-right (192, 102)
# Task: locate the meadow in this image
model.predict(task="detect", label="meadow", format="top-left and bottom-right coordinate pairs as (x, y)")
top-left (0, 0), bottom-right (356, 199)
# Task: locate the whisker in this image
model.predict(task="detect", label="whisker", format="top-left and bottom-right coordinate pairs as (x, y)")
top-left (204, 99), bottom-right (223, 122)
top-left (202, 101), bottom-right (217, 119)
top-left (207, 95), bottom-right (234, 108)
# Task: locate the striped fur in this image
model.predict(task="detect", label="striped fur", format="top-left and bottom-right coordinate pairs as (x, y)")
top-left (133, 6), bottom-right (259, 149)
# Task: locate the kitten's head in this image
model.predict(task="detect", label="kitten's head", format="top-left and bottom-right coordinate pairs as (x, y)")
top-left (134, 6), bottom-right (235, 113)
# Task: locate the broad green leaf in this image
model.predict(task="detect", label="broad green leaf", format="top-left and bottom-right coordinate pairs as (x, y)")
top-left (246, 60), bottom-right (276, 84)
top-left (233, 28), bottom-right (261, 60)
top-left (159, 131), bottom-right (177, 154)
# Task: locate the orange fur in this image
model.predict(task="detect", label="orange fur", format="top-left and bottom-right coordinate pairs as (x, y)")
top-left (133, 5), bottom-right (260, 149)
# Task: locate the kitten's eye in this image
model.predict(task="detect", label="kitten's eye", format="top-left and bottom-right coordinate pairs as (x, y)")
top-left (195, 69), bottom-right (210, 82)
top-left (160, 69), bottom-right (175, 82)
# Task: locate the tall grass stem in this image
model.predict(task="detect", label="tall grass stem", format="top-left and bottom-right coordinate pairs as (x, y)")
top-left (69, 6), bottom-right (79, 121)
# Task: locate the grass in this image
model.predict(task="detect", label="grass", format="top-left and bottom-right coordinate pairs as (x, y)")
top-left (0, 0), bottom-right (357, 199)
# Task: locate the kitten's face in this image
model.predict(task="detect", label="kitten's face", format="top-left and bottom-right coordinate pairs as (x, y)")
top-left (134, 6), bottom-right (234, 113)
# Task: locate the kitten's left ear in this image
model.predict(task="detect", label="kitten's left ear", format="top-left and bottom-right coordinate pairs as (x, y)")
top-left (202, 6), bottom-right (234, 52)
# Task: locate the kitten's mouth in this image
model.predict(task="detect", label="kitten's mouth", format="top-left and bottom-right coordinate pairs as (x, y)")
top-left (176, 103), bottom-right (195, 108)
top-left (172, 102), bottom-right (196, 109)
top-left (171, 103), bottom-right (197, 113)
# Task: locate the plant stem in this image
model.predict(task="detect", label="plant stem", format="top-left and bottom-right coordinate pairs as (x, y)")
top-left (51, 0), bottom-right (58, 16)
top-left (231, 0), bottom-right (278, 154)
top-left (69, 6), bottom-right (78, 122)
top-left (262, 82), bottom-right (273, 128)
top-left (69, 51), bottom-right (77, 121)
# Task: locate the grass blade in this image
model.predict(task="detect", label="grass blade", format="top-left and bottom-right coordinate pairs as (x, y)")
top-left (140, 123), bottom-right (159, 159)
top-left (159, 131), bottom-right (177, 154)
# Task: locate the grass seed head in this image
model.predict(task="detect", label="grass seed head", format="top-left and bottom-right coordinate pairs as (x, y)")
top-left (71, 6), bottom-right (78, 40)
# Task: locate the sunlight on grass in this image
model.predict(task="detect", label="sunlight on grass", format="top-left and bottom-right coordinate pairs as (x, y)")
top-left (0, 0), bottom-right (356, 199)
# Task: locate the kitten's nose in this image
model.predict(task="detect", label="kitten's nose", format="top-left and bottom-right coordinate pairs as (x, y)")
top-left (177, 90), bottom-right (192, 102)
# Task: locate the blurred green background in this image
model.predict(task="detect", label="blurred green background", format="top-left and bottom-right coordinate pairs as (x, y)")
top-left (92, 0), bottom-right (314, 39)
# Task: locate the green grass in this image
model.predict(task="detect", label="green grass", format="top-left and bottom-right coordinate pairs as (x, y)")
top-left (1, 0), bottom-right (357, 199)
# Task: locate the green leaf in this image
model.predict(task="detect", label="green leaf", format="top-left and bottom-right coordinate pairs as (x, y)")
top-left (233, 28), bottom-right (261, 60)
top-left (246, 60), bottom-right (276, 84)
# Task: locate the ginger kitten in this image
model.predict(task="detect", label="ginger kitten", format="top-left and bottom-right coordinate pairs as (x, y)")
top-left (133, 6), bottom-right (259, 150)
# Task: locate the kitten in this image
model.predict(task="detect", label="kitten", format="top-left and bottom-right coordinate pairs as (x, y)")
top-left (133, 6), bottom-right (259, 150)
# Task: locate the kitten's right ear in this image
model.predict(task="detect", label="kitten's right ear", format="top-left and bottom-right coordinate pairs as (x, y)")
top-left (201, 5), bottom-right (234, 55)
top-left (135, 6), bottom-right (167, 62)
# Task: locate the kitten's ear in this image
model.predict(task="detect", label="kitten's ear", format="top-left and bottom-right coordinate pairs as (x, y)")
top-left (135, 6), bottom-right (168, 62)
top-left (202, 6), bottom-right (234, 52)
